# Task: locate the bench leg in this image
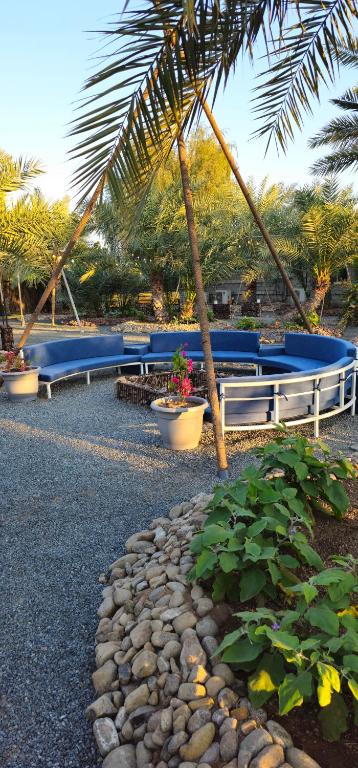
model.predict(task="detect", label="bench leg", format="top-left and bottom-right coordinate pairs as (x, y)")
top-left (86, 371), bottom-right (90, 385)
top-left (144, 363), bottom-right (149, 374)
top-left (140, 363), bottom-right (144, 375)
top-left (46, 383), bottom-right (52, 399)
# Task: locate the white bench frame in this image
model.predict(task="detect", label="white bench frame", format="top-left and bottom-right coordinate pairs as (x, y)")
top-left (218, 357), bottom-right (357, 437)
top-left (39, 361), bottom-right (144, 399)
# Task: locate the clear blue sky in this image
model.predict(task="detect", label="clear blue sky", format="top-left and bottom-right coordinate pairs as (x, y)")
top-left (1, 1), bottom-right (357, 202)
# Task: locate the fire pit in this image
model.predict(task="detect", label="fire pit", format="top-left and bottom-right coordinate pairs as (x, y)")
top-left (116, 370), bottom-right (208, 406)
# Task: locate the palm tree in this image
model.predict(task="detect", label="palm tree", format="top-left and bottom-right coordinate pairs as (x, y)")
top-left (309, 39), bottom-right (358, 176)
top-left (17, 0), bottom-right (357, 473)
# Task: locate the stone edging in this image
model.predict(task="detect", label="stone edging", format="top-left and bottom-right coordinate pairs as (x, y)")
top-left (88, 493), bottom-right (322, 768)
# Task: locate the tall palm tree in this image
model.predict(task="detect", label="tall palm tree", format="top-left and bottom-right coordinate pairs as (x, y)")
top-left (309, 39), bottom-right (358, 176)
top-left (17, 0), bottom-right (357, 472)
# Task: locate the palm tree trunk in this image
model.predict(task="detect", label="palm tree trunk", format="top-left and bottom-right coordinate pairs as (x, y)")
top-left (200, 98), bottom-right (313, 334)
top-left (51, 285), bottom-right (56, 327)
top-left (151, 272), bottom-right (168, 322)
top-left (17, 175), bottom-right (106, 349)
top-left (177, 132), bottom-right (228, 478)
top-left (307, 269), bottom-right (331, 312)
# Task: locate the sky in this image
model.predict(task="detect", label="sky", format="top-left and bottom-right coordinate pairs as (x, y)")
top-left (1, 1), bottom-right (357, 203)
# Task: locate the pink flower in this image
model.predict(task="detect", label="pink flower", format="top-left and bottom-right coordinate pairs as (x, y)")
top-left (187, 359), bottom-right (193, 373)
top-left (182, 350), bottom-right (186, 357)
top-left (171, 376), bottom-right (179, 385)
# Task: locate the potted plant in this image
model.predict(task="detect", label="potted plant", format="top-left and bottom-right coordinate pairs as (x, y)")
top-left (151, 345), bottom-right (208, 450)
top-left (0, 349), bottom-right (39, 402)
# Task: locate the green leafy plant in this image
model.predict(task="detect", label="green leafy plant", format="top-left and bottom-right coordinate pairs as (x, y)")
top-left (254, 431), bottom-right (354, 520)
top-left (216, 557), bottom-right (358, 740)
top-left (236, 317), bottom-right (261, 330)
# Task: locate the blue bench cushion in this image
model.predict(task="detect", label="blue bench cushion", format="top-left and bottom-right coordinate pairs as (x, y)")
top-left (210, 330), bottom-right (260, 352)
top-left (259, 355), bottom-right (324, 372)
top-left (142, 351), bottom-right (205, 363)
top-left (38, 354), bottom-right (140, 382)
top-left (24, 334), bottom-right (125, 367)
top-left (150, 332), bottom-right (202, 353)
top-left (284, 332), bottom-right (355, 363)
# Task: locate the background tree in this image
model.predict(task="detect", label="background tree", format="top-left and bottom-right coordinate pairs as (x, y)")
top-left (309, 39), bottom-right (358, 176)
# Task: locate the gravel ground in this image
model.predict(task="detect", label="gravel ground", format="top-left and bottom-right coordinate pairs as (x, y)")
top-left (0, 370), bottom-right (356, 768)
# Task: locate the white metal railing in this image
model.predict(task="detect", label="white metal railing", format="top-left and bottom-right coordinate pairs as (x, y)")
top-left (218, 357), bottom-right (357, 437)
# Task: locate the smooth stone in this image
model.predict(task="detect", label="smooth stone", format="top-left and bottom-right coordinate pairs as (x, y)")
top-left (240, 719), bottom-right (257, 735)
top-left (187, 708), bottom-right (212, 733)
top-left (92, 660), bottom-right (117, 695)
top-left (180, 630), bottom-right (207, 674)
top-left (250, 744), bottom-right (285, 768)
top-left (266, 721), bottom-right (293, 748)
top-left (179, 723), bottom-right (216, 761)
top-left (161, 706), bottom-right (173, 732)
top-left (168, 732), bottom-right (189, 755)
top-left (179, 764), bottom-right (196, 768)
top-left (201, 636), bottom-right (219, 658)
top-left (212, 663), bottom-right (235, 685)
top-left (206, 675), bottom-right (226, 698)
top-left (188, 696), bottom-right (214, 711)
top-left (132, 650), bottom-right (157, 678)
top-left (96, 641), bottom-right (121, 666)
top-left (136, 742), bottom-right (152, 768)
top-left (178, 683), bottom-right (206, 701)
top-left (86, 694), bottom-right (117, 721)
top-left (199, 741), bottom-right (220, 764)
top-left (128, 705), bottom-right (157, 728)
top-left (286, 748), bottom-right (322, 768)
top-left (162, 640), bottom-right (182, 660)
top-left (251, 708), bottom-right (268, 725)
top-left (98, 596), bottom-right (115, 619)
top-left (191, 585), bottom-right (204, 600)
top-left (237, 729), bottom-right (273, 768)
top-left (231, 705), bottom-right (250, 722)
top-left (152, 631), bottom-right (178, 648)
top-left (217, 687), bottom-right (239, 710)
top-left (113, 588), bottom-right (132, 607)
top-left (195, 598), bottom-right (214, 617)
top-left (169, 591), bottom-right (185, 608)
top-left (220, 717), bottom-right (238, 736)
top-left (117, 663), bottom-right (132, 685)
top-left (102, 744), bottom-right (136, 768)
top-left (188, 665), bottom-right (209, 684)
top-left (93, 717), bottom-right (119, 757)
top-left (173, 612), bottom-right (197, 634)
top-left (124, 683), bottom-right (149, 713)
top-left (167, 581), bottom-right (186, 592)
top-left (220, 729), bottom-right (239, 762)
top-left (130, 620), bottom-right (152, 649)
top-left (114, 706), bottom-right (126, 730)
top-left (161, 607), bottom-right (187, 622)
top-left (196, 617), bottom-right (219, 637)
top-left (164, 673), bottom-right (181, 696)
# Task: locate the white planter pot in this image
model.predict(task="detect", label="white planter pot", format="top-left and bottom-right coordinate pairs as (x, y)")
top-left (151, 396), bottom-right (209, 450)
top-left (1, 367), bottom-right (40, 402)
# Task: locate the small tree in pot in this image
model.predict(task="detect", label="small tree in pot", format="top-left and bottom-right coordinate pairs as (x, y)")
top-left (0, 350), bottom-right (39, 402)
top-left (151, 345), bottom-right (208, 450)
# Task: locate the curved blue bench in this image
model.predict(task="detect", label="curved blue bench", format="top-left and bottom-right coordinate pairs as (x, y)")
top-left (140, 330), bottom-right (356, 437)
top-left (23, 335), bottom-right (142, 398)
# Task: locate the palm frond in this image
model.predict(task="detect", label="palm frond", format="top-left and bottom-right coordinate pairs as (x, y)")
top-left (310, 147), bottom-right (358, 175)
top-left (0, 151), bottom-right (43, 193)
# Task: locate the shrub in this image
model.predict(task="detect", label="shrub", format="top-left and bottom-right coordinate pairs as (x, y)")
top-left (236, 316), bottom-right (261, 330)
top-left (216, 556), bottom-right (358, 740)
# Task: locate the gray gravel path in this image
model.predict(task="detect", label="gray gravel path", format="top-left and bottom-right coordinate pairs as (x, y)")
top-left (0, 371), bottom-right (356, 768)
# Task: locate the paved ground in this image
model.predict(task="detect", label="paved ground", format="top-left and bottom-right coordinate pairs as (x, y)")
top-left (0, 330), bottom-right (356, 768)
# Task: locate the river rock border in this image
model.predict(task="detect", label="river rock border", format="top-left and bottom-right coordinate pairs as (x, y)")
top-left (88, 493), bottom-right (322, 768)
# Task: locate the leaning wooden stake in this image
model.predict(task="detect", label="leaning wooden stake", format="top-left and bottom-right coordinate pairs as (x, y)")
top-left (17, 175), bottom-right (106, 348)
top-left (200, 99), bottom-right (313, 333)
top-left (177, 132), bottom-right (229, 478)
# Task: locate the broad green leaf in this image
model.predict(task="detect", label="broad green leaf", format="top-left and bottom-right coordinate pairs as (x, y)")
top-left (219, 551), bottom-right (239, 574)
top-left (295, 461), bottom-right (308, 480)
top-left (265, 628), bottom-right (300, 651)
top-left (303, 584), bottom-right (319, 604)
top-left (195, 549), bottom-right (217, 578)
top-left (301, 480), bottom-right (319, 497)
top-left (328, 573), bottom-right (357, 603)
top-left (216, 627), bottom-right (242, 653)
top-left (294, 541), bottom-right (323, 570)
top-left (348, 677), bottom-right (358, 701)
top-left (318, 694), bottom-right (348, 741)
top-left (249, 652), bottom-right (285, 707)
top-left (202, 524), bottom-right (229, 546)
top-left (306, 605), bottom-right (339, 637)
top-left (343, 655), bottom-right (358, 674)
top-left (247, 519), bottom-right (268, 537)
top-left (222, 638), bottom-right (263, 664)
top-left (279, 450), bottom-right (300, 467)
top-left (212, 573), bottom-right (232, 603)
top-left (240, 568), bottom-right (266, 602)
top-left (268, 561), bottom-right (281, 586)
top-left (244, 541), bottom-right (261, 559)
top-left (324, 480), bottom-right (349, 515)
top-left (279, 673), bottom-right (306, 715)
top-left (228, 483), bottom-right (248, 506)
top-left (317, 662), bottom-right (341, 707)
top-left (282, 487), bottom-right (298, 500)
top-left (280, 554), bottom-right (300, 569)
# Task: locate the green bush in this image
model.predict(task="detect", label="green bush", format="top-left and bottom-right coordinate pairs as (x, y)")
top-left (216, 557), bottom-right (358, 740)
top-left (188, 432), bottom-right (356, 738)
top-left (236, 316), bottom-right (261, 330)
top-left (207, 308), bottom-right (215, 322)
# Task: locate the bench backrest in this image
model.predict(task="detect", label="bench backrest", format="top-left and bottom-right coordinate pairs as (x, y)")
top-left (285, 332), bottom-right (355, 363)
top-left (149, 330), bottom-right (260, 354)
top-left (24, 334), bottom-right (124, 367)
